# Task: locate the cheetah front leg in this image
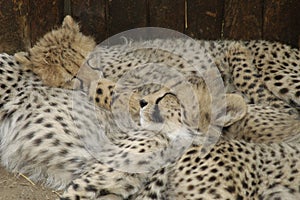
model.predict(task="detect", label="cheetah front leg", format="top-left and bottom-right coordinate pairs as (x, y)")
top-left (59, 160), bottom-right (146, 200)
top-left (135, 164), bottom-right (174, 200)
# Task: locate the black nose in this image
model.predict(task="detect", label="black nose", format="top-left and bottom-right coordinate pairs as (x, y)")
top-left (139, 99), bottom-right (148, 108)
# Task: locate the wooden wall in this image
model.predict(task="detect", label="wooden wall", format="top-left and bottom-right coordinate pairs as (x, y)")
top-left (0, 0), bottom-right (299, 54)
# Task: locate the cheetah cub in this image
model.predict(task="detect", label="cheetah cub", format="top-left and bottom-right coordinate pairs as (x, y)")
top-left (14, 15), bottom-right (99, 90)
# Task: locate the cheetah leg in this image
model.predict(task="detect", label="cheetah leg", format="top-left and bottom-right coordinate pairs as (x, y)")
top-left (59, 161), bottom-right (145, 200)
top-left (135, 165), bottom-right (173, 200)
top-left (226, 43), bottom-right (298, 114)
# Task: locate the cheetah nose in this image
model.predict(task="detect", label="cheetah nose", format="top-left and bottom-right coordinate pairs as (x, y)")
top-left (139, 99), bottom-right (148, 108)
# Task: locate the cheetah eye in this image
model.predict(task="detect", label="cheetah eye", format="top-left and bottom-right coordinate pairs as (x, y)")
top-left (155, 92), bottom-right (176, 104)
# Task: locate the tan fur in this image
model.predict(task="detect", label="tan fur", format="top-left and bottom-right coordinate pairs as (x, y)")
top-left (14, 15), bottom-right (97, 89)
top-left (140, 83), bottom-right (247, 133)
top-left (139, 83), bottom-right (300, 143)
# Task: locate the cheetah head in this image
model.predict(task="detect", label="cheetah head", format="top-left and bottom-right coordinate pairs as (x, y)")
top-left (14, 15), bottom-right (97, 90)
top-left (139, 80), bottom-right (247, 134)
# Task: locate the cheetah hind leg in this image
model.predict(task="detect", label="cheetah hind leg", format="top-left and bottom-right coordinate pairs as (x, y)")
top-left (227, 43), bottom-right (298, 114)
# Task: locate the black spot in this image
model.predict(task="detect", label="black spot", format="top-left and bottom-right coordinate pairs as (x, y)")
top-left (199, 187), bottom-right (206, 194)
top-left (72, 183), bottom-right (79, 190)
top-left (104, 97), bottom-right (108, 104)
top-left (182, 157), bottom-right (191, 162)
top-left (25, 103), bottom-right (31, 109)
top-left (225, 186), bottom-right (236, 193)
top-left (248, 83), bottom-right (256, 89)
top-left (264, 77), bottom-right (271, 81)
top-left (96, 88), bottom-right (103, 95)
top-left (35, 118), bottom-right (44, 124)
top-left (218, 161), bottom-right (225, 166)
top-left (7, 61), bottom-right (14, 66)
top-left (44, 123), bottom-right (53, 128)
top-left (231, 156), bottom-right (237, 162)
top-left (274, 75), bottom-right (283, 80)
top-left (6, 76), bottom-right (13, 81)
top-left (210, 168), bottom-right (218, 173)
top-left (16, 114), bottom-right (24, 121)
top-left (208, 176), bottom-right (216, 182)
top-left (274, 82), bottom-right (283, 86)
top-left (107, 168), bottom-right (114, 172)
top-left (0, 84), bottom-right (7, 89)
top-left (291, 169), bottom-right (298, 174)
top-left (279, 88), bottom-right (289, 94)
top-left (155, 180), bottom-right (164, 186)
top-left (85, 185), bottom-right (97, 192)
top-left (236, 195), bottom-right (243, 200)
top-left (33, 138), bottom-right (42, 146)
top-left (242, 181), bottom-right (248, 189)
top-left (22, 121), bottom-right (31, 129)
top-left (52, 139), bottom-right (60, 146)
top-left (55, 116), bottom-right (63, 121)
top-left (187, 185), bottom-right (194, 190)
top-left (26, 132), bottom-right (35, 139)
top-left (44, 108), bottom-right (51, 113)
top-left (45, 132), bottom-right (54, 139)
top-left (139, 149), bottom-right (145, 153)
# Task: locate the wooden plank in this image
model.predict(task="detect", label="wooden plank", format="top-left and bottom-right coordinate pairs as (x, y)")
top-left (29, 0), bottom-right (64, 45)
top-left (185, 0), bottom-right (224, 40)
top-left (148, 0), bottom-right (184, 33)
top-left (223, 0), bottom-right (263, 40)
top-left (0, 0), bottom-right (30, 54)
top-left (71, 0), bottom-right (107, 43)
top-left (263, 0), bottom-right (300, 47)
top-left (107, 0), bottom-right (147, 37)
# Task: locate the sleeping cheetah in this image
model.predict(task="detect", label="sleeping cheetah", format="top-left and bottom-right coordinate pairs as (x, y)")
top-left (15, 16), bottom-right (300, 116)
top-left (61, 69), bottom-right (300, 200)
top-left (0, 53), bottom-right (190, 199)
top-left (14, 15), bottom-right (98, 90)
top-left (6, 15), bottom-right (300, 199)
top-left (0, 52), bottom-right (280, 200)
top-left (138, 81), bottom-right (300, 144)
top-left (14, 16), bottom-right (300, 143)
top-left (133, 138), bottom-right (300, 200)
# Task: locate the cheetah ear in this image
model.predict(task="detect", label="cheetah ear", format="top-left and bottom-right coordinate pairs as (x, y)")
top-left (62, 15), bottom-right (80, 32)
top-left (217, 94), bottom-right (247, 127)
top-left (14, 51), bottom-right (33, 70)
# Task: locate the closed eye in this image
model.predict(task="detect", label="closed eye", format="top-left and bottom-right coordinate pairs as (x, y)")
top-left (155, 92), bottom-right (176, 104)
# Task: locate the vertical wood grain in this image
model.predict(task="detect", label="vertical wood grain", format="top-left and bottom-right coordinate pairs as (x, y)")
top-left (71, 0), bottom-right (107, 43)
top-left (263, 0), bottom-right (300, 47)
top-left (185, 0), bottom-right (224, 39)
top-left (148, 0), bottom-right (184, 32)
top-left (107, 0), bottom-right (147, 37)
top-left (223, 0), bottom-right (263, 40)
top-left (29, 0), bottom-right (64, 45)
top-left (0, 0), bottom-right (30, 53)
